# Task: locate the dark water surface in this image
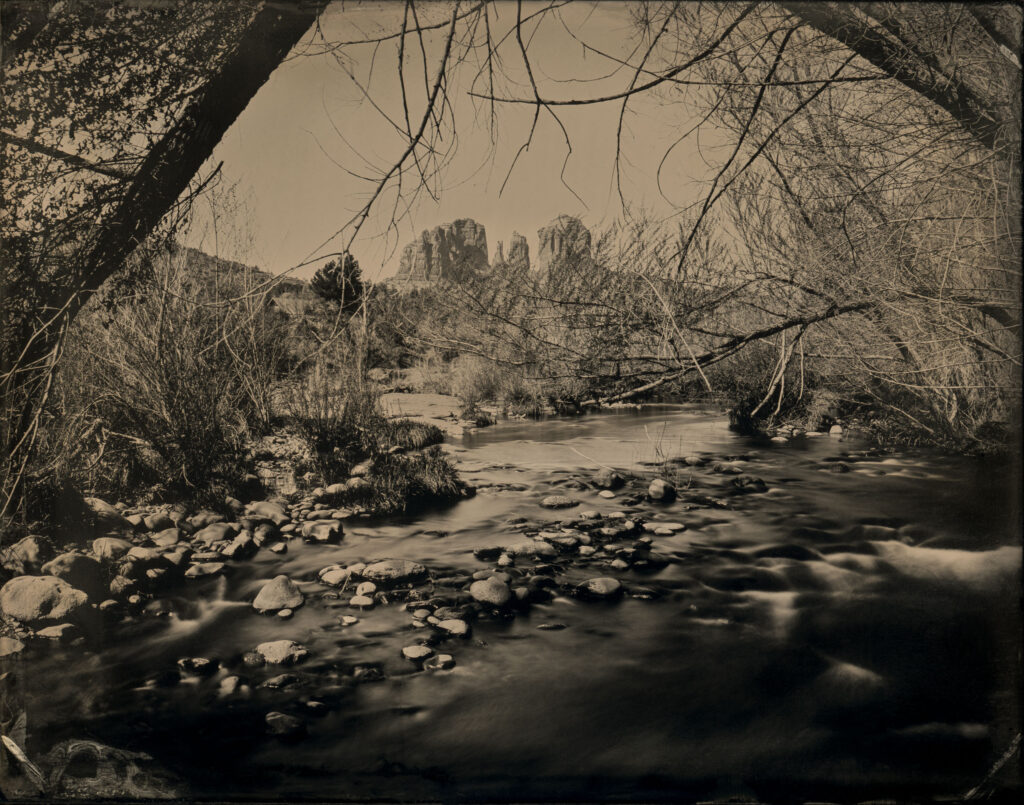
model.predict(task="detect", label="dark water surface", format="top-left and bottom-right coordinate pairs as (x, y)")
top-left (23, 406), bottom-right (1023, 801)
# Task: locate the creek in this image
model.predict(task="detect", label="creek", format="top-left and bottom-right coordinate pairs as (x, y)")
top-left (19, 405), bottom-right (1023, 801)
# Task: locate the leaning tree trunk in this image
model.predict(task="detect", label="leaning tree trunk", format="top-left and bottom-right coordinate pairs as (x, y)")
top-left (0, 0), bottom-right (325, 523)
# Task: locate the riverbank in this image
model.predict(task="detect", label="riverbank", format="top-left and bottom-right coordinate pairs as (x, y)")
top-left (1, 405), bottom-right (1020, 800)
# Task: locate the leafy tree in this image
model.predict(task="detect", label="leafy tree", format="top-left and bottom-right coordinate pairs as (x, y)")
top-left (310, 253), bottom-right (365, 316)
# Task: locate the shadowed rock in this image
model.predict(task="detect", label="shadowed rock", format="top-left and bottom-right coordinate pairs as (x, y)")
top-left (394, 218), bottom-right (489, 287)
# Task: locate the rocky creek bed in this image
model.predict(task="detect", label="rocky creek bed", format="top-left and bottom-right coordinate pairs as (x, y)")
top-left (1, 405), bottom-right (1020, 801)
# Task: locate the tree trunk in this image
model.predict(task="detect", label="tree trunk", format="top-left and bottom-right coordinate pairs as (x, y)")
top-left (780, 2), bottom-right (1011, 151)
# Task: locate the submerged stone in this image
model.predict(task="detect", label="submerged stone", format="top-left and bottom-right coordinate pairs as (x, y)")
top-left (362, 559), bottom-right (428, 584)
top-left (469, 577), bottom-right (512, 607)
top-left (647, 479), bottom-right (676, 502)
top-left (255, 640), bottom-right (309, 665)
top-left (265, 711), bottom-right (306, 739)
top-left (577, 577), bottom-right (623, 599)
top-left (402, 645), bottom-right (434, 661)
top-left (541, 495), bottom-right (579, 509)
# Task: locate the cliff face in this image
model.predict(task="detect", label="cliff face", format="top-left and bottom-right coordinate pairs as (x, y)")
top-left (493, 231), bottom-right (530, 275)
top-left (395, 219), bottom-right (489, 286)
top-left (507, 232), bottom-right (530, 273)
top-left (537, 215), bottom-right (591, 275)
top-left (392, 215), bottom-right (590, 288)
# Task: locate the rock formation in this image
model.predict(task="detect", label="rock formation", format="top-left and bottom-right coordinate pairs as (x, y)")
top-left (491, 231), bottom-right (530, 276)
top-left (507, 232), bottom-right (530, 273)
top-left (536, 215), bottom-right (591, 276)
top-left (394, 219), bottom-right (489, 287)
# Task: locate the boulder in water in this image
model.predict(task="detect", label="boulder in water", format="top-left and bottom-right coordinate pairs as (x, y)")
top-left (301, 519), bottom-right (342, 544)
top-left (402, 645), bottom-right (434, 662)
top-left (253, 575), bottom-right (304, 612)
top-left (319, 568), bottom-right (351, 587)
top-left (437, 618), bottom-right (470, 637)
top-left (541, 495), bottom-right (578, 509)
top-left (647, 479), bottom-right (676, 502)
top-left (469, 577), bottom-right (511, 607)
top-left (577, 577), bottom-right (623, 599)
top-left (184, 562), bottom-right (226, 579)
top-left (362, 559), bottom-right (428, 585)
top-left (424, 653), bottom-right (456, 670)
top-left (595, 469), bottom-right (625, 490)
top-left (255, 639), bottom-right (309, 665)
top-left (265, 711), bottom-right (306, 739)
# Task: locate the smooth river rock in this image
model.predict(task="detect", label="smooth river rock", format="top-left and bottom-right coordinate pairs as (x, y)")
top-left (245, 500), bottom-right (290, 526)
top-left (647, 479), bottom-right (676, 501)
top-left (193, 522), bottom-right (239, 544)
top-left (184, 562), bottom-right (226, 579)
top-left (540, 495), bottom-right (579, 509)
top-left (319, 568), bottom-right (351, 587)
top-left (503, 540), bottom-right (557, 559)
top-left (143, 512), bottom-right (174, 532)
top-left (41, 552), bottom-right (106, 601)
top-left (469, 577), bottom-right (512, 607)
top-left (361, 559), bottom-right (428, 585)
top-left (0, 575), bottom-right (89, 626)
top-left (437, 618), bottom-right (470, 637)
top-left (84, 497), bottom-right (131, 529)
top-left (424, 653), bottom-right (456, 670)
top-left (2, 535), bottom-right (55, 574)
top-left (91, 537), bottom-right (133, 561)
top-left (577, 577), bottom-right (623, 599)
top-left (255, 639), bottom-right (309, 665)
top-left (253, 575), bottom-right (304, 612)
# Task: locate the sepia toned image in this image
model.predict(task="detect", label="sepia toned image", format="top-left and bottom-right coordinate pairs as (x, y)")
top-left (1, 1), bottom-right (1020, 801)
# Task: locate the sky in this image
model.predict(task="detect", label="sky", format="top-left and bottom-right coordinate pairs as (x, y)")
top-left (185, 1), bottom-right (722, 281)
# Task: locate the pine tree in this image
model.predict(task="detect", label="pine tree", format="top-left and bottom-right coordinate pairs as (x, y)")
top-left (310, 253), bottom-right (365, 316)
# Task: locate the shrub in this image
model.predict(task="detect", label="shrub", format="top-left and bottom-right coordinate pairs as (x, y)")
top-left (283, 361), bottom-right (384, 484)
top-left (30, 247), bottom-right (289, 510)
top-left (322, 447), bottom-right (464, 515)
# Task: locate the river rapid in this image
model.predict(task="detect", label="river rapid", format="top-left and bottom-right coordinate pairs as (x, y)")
top-left (20, 405), bottom-right (1023, 801)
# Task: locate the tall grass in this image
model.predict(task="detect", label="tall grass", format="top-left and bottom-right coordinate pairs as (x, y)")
top-left (26, 247), bottom-right (290, 512)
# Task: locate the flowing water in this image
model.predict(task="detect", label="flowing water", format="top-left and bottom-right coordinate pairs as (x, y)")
top-left (18, 406), bottom-right (1023, 801)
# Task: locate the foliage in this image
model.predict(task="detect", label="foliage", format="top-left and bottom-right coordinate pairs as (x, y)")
top-left (283, 361), bottom-right (384, 484)
top-left (310, 253), bottom-right (364, 316)
top-left (25, 246), bottom-right (290, 511)
top-left (322, 447), bottom-right (464, 516)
